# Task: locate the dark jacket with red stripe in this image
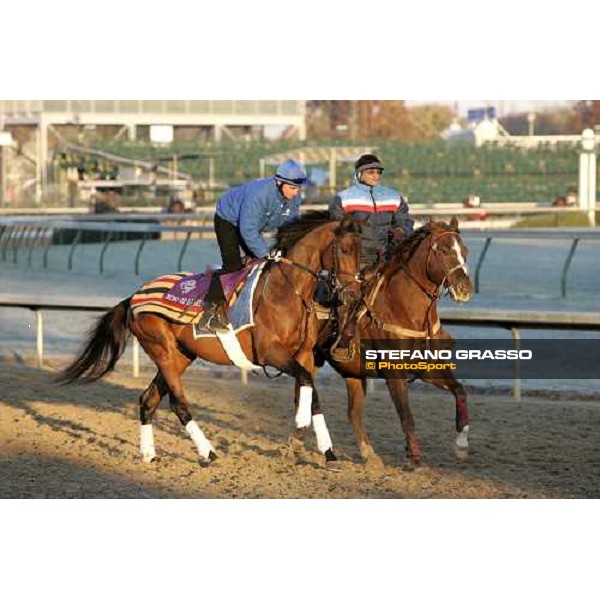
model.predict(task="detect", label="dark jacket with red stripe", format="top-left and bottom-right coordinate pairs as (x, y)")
top-left (329, 180), bottom-right (413, 264)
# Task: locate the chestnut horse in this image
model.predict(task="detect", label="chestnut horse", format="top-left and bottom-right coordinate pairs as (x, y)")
top-left (315, 217), bottom-right (474, 467)
top-left (57, 212), bottom-right (362, 467)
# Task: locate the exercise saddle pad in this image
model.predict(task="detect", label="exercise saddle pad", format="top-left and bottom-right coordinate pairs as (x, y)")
top-left (130, 260), bottom-right (264, 330)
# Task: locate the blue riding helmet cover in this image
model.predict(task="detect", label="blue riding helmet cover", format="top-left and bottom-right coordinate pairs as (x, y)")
top-left (275, 159), bottom-right (308, 186)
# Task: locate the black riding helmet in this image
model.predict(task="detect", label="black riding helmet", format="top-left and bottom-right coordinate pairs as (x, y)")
top-left (355, 154), bottom-right (384, 177)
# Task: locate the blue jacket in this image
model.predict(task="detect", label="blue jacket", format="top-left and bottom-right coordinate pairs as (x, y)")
top-left (329, 179), bottom-right (413, 262)
top-left (216, 177), bottom-right (301, 258)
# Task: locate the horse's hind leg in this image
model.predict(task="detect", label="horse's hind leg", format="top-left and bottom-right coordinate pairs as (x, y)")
top-left (162, 352), bottom-right (217, 467)
top-left (385, 377), bottom-right (421, 466)
top-left (421, 370), bottom-right (470, 459)
top-left (139, 372), bottom-right (169, 463)
top-left (132, 315), bottom-right (215, 466)
top-left (346, 377), bottom-right (383, 469)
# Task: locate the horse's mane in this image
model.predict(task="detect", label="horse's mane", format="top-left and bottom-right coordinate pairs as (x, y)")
top-left (275, 210), bottom-right (334, 253)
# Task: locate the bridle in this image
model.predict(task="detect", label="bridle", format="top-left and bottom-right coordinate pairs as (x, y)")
top-left (401, 230), bottom-right (466, 300)
top-left (274, 228), bottom-right (362, 300)
top-left (328, 232), bottom-right (363, 300)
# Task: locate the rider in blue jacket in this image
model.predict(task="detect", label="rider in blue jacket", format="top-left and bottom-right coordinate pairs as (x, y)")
top-left (328, 153), bottom-right (414, 360)
top-left (199, 159), bottom-right (308, 332)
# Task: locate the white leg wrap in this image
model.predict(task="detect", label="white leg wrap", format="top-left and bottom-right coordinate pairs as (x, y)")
top-left (185, 420), bottom-right (214, 459)
top-left (295, 386), bottom-right (313, 429)
top-left (140, 424), bottom-right (156, 463)
top-left (312, 414), bottom-right (333, 454)
top-left (456, 425), bottom-right (469, 449)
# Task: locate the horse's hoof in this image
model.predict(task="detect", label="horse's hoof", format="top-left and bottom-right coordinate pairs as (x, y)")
top-left (199, 450), bottom-right (218, 468)
top-left (323, 452), bottom-right (345, 472)
top-left (142, 453), bottom-right (157, 464)
top-left (401, 461), bottom-right (420, 473)
top-left (289, 436), bottom-right (310, 463)
top-left (324, 448), bottom-right (338, 462)
top-left (365, 456), bottom-right (385, 473)
top-left (402, 455), bottom-right (421, 471)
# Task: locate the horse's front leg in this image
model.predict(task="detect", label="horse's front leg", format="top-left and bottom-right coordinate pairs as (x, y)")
top-left (291, 357), bottom-right (337, 464)
top-left (291, 379), bottom-right (336, 463)
top-left (385, 377), bottom-right (421, 466)
top-left (345, 376), bottom-right (383, 469)
top-left (421, 369), bottom-right (470, 459)
top-left (260, 339), bottom-right (336, 463)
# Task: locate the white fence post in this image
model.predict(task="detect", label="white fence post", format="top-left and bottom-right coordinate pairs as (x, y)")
top-left (35, 310), bottom-right (44, 368)
top-left (510, 327), bottom-right (521, 403)
top-left (132, 337), bottom-right (140, 378)
top-left (579, 129), bottom-right (597, 227)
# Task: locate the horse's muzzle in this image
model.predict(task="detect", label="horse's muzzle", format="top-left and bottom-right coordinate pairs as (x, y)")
top-left (448, 272), bottom-right (474, 303)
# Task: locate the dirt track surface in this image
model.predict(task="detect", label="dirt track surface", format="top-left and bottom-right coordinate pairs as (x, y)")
top-left (1, 362), bottom-right (599, 498)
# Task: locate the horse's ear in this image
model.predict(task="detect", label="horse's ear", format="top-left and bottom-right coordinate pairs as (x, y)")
top-left (340, 215), bottom-right (362, 234)
top-left (353, 217), bottom-right (367, 233)
top-left (450, 215), bottom-right (460, 232)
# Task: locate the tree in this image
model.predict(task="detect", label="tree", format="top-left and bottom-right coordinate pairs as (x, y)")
top-left (575, 101), bottom-right (600, 131)
top-left (407, 105), bottom-right (455, 140)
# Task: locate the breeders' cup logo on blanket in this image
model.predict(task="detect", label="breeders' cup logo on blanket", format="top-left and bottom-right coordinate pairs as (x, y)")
top-left (180, 280), bottom-right (197, 295)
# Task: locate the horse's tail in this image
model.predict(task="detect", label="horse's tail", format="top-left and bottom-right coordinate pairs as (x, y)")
top-left (56, 297), bottom-right (132, 384)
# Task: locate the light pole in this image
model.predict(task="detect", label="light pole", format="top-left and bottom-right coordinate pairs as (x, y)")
top-left (578, 128), bottom-right (597, 227)
top-left (527, 112), bottom-right (536, 137)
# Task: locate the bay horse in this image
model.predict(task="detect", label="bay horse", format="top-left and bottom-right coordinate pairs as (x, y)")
top-left (314, 217), bottom-right (474, 467)
top-left (57, 212), bottom-right (362, 467)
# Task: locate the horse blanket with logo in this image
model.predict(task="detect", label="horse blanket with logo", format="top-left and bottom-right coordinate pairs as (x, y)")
top-left (130, 261), bottom-right (264, 331)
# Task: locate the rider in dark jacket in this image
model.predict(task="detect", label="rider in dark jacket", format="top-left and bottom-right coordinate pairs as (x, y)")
top-left (328, 153), bottom-right (414, 360)
top-left (329, 153), bottom-right (413, 266)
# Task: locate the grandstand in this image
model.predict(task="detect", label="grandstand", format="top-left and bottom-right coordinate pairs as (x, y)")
top-left (0, 99), bottom-right (594, 206)
top-left (47, 138), bottom-right (586, 206)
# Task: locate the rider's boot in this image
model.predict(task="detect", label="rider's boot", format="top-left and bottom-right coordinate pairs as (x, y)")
top-left (198, 300), bottom-right (230, 333)
top-left (199, 271), bottom-right (231, 333)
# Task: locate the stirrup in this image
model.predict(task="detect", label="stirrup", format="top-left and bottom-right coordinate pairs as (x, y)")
top-left (199, 304), bottom-right (230, 333)
top-left (330, 339), bottom-right (355, 362)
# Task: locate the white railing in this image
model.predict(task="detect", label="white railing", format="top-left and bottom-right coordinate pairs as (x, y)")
top-left (2, 215), bottom-right (599, 296)
top-left (2, 293), bottom-right (600, 399)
